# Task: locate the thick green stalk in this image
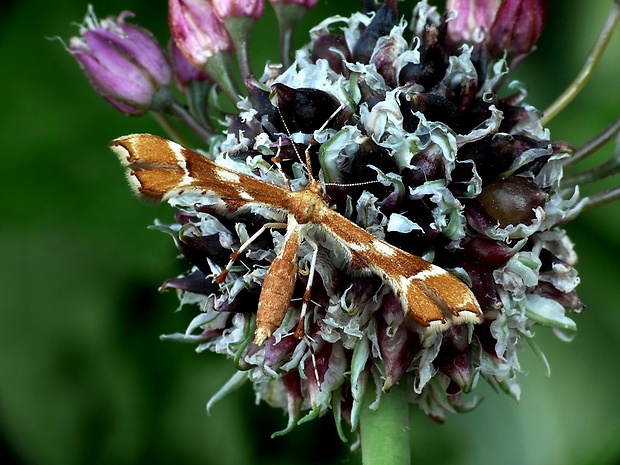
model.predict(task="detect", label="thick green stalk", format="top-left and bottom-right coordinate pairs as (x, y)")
top-left (360, 382), bottom-right (411, 465)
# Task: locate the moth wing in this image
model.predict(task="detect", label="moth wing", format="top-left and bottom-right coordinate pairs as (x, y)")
top-left (110, 133), bottom-right (292, 213)
top-left (319, 208), bottom-right (482, 331)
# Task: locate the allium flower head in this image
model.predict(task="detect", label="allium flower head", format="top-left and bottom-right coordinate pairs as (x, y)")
top-left (130, 0), bottom-right (585, 429)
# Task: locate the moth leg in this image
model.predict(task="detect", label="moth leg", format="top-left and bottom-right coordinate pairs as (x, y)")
top-left (304, 335), bottom-right (321, 390)
top-left (270, 137), bottom-right (293, 190)
top-left (294, 234), bottom-right (319, 339)
top-left (215, 222), bottom-right (287, 284)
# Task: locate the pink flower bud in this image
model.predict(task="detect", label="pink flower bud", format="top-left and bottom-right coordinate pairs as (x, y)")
top-left (69, 10), bottom-right (171, 115)
top-left (446, 0), bottom-right (500, 44)
top-left (269, 0), bottom-right (318, 7)
top-left (169, 0), bottom-right (232, 68)
top-left (377, 292), bottom-right (420, 390)
top-left (212, 0), bottom-right (265, 20)
top-left (168, 40), bottom-right (211, 92)
top-left (489, 0), bottom-right (548, 55)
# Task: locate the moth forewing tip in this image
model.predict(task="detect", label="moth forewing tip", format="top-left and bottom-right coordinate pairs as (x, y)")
top-left (109, 136), bottom-right (177, 204)
top-left (109, 137), bottom-right (133, 167)
top-left (396, 265), bottom-right (483, 333)
top-left (109, 138), bottom-right (144, 196)
top-left (419, 268), bottom-right (482, 316)
top-left (423, 308), bottom-right (483, 334)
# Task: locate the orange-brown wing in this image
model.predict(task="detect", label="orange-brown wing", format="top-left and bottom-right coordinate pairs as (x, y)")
top-left (318, 207), bottom-right (482, 331)
top-left (110, 133), bottom-right (293, 213)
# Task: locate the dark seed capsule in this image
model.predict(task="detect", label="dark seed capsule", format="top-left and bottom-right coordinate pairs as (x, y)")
top-left (311, 34), bottom-right (351, 75)
top-left (271, 83), bottom-right (346, 133)
top-left (399, 92), bottom-right (459, 132)
top-left (352, 0), bottom-right (398, 64)
top-left (399, 22), bottom-right (449, 89)
top-left (477, 176), bottom-right (548, 227)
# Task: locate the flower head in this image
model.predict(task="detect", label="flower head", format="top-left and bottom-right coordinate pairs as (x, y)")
top-left (150, 0), bottom-right (583, 428)
top-left (68, 8), bottom-right (171, 115)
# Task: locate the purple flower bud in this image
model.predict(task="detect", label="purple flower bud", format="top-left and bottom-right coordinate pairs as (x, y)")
top-left (269, 0), bottom-right (318, 8)
top-left (437, 326), bottom-right (475, 393)
top-left (271, 83), bottom-right (344, 134)
top-left (533, 282), bottom-right (584, 313)
top-left (213, 0), bottom-right (265, 19)
top-left (169, 0), bottom-right (232, 68)
top-left (169, 40), bottom-right (211, 92)
top-left (68, 10), bottom-right (171, 115)
top-left (161, 270), bottom-right (219, 295)
top-left (377, 293), bottom-right (420, 390)
top-left (279, 372), bottom-right (303, 433)
top-left (463, 237), bottom-right (514, 268)
top-left (264, 335), bottom-right (301, 365)
top-left (446, 0), bottom-right (500, 44)
top-left (489, 0), bottom-right (548, 55)
top-left (398, 23), bottom-right (449, 89)
top-left (371, 34), bottom-right (402, 87)
top-left (464, 265), bottom-right (502, 310)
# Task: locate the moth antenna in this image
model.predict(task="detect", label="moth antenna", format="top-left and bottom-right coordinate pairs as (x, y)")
top-left (275, 105), bottom-right (308, 171)
top-left (303, 103), bottom-right (347, 178)
top-left (323, 180), bottom-right (382, 188)
top-left (275, 102), bottom-right (347, 183)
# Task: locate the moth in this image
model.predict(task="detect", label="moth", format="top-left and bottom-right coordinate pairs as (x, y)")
top-left (110, 133), bottom-right (482, 345)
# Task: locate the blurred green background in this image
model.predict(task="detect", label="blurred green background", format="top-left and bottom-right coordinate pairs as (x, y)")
top-left (1, 0), bottom-right (620, 464)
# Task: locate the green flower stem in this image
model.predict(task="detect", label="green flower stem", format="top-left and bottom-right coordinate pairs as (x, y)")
top-left (563, 152), bottom-right (620, 187)
top-left (185, 80), bottom-right (215, 131)
top-left (273, 4), bottom-right (306, 69)
top-left (150, 111), bottom-right (190, 147)
top-left (563, 115), bottom-right (620, 168)
top-left (582, 185), bottom-right (620, 211)
top-left (224, 16), bottom-right (254, 80)
top-left (360, 382), bottom-right (411, 465)
top-left (205, 51), bottom-right (241, 105)
top-left (541, 0), bottom-right (620, 126)
top-left (150, 86), bottom-right (214, 144)
top-left (167, 100), bottom-right (214, 143)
